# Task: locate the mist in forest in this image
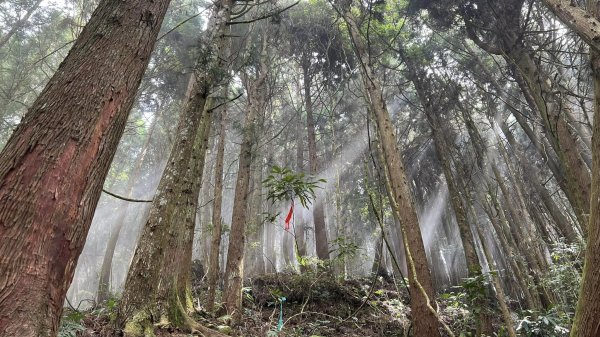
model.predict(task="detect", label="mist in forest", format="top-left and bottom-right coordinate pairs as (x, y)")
top-left (2, 0), bottom-right (600, 335)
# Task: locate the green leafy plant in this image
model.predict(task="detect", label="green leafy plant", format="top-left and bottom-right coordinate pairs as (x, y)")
top-left (516, 308), bottom-right (570, 337)
top-left (57, 309), bottom-right (85, 337)
top-left (263, 165), bottom-right (326, 207)
top-left (542, 241), bottom-right (582, 319)
top-left (439, 272), bottom-right (494, 335)
top-left (330, 236), bottom-right (359, 260)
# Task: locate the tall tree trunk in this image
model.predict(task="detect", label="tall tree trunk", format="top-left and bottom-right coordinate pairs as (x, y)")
top-left (570, 62), bottom-right (600, 337)
top-left (0, 0), bottom-right (171, 334)
top-left (206, 88), bottom-right (229, 313)
top-left (155, 97), bottom-right (213, 328)
top-left (117, 1), bottom-right (232, 333)
top-left (500, 121), bottom-right (579, 243)
top-left (295, 107), bottom-right (307, 259)
top-left (302, 62), bottom-right (329, 260)
top-left (339, 7), bottom-right (441, 337)
top-left (405, 63), bottom-right (480, 276)
top-left (570, 2), bottom-right (600, 334)
top-left (464, 41), bottom-right (583, 230)
top-left (471, 207), bottom-right (517, 337)
top-left (508, 45), bottom-right (591, 233)
top-left (117, 74), bottom-right (207, 334)
top-left (222, 33), bottom-right (269, 325)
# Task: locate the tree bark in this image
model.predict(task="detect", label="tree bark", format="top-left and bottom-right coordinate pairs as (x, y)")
top-left (117, 1), bottom-right (233, 332)
top-left (339, 7), bottom-right (441, 337)
top-left (570, 51), bottom-right (600, 337)
top-left (541, 0), bottom-right (600, 53)
top-left (302, 62), bottom-right (329, 260)
top-left (570, 2), bottom-right (600, 335)
top-left (0, 0), bottom-right (171, 334)
top-left (222, 32), bottom-right (269, 325)
top-left (206, 89), bottom-right (229, 313)
top-left (155, 96), bottom-right (213, 328)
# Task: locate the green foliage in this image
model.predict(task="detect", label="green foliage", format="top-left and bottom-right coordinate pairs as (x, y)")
top-left (516, 308), bottom-right (570, 337)
top-left (330, 236), bottom-right (360, 261)
top-left (263, 165), bottom-right (326, 208)
top-left (57, 309), bottom-right (85, 337)
top-left (515, 241), bottom-right (583, 337)
top-left (296, 254), bottom-right (326, 269)
top-left (439, 272), bottom-right (494, 335)
top-left (543, 241), bottom-right (582, 317)
top-left (93, 293), bottom-right (120, 321)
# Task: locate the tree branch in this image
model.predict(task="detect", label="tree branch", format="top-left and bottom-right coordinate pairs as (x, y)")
top-left (226, 1), bottom-right (300, 25)
top-left (102, 189), bottom-right (153, 203)
top-left (542, 0), bottom-right (600, 53)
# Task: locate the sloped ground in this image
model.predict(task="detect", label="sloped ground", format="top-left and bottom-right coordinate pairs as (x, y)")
top-left (66, 271), bottom-right (411, 337)
top-left (223, 271), bottom-right (411, 336)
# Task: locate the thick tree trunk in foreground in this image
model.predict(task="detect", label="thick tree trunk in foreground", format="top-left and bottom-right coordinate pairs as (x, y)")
top-left (541, 0), bottom-right (600, 53)
top-left (0, 0), bottom-right (171, 335)
top-left (570, 3), bottom-right (600, 335)
top-left (339, 7), bottom-right (441, 337)
top-left (570, 68), bottom-right (600, 337)
top-left (222, 34), bottom-right (269, 325)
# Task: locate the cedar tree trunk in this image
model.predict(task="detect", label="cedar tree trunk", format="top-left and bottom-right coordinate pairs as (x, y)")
top-left (0, 0), bottom-right (170, 335)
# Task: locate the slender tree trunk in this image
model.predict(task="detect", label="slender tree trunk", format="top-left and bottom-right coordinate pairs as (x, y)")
top-left (482, 198), bottom-right (539, 310)
top-left (339, 7), bottom-right (441, 337)
top-left (206, 89), bottom-right (229, 313)
top-left (302, 62), bottom-right (329, 260)
top-left (0, 0), bottom-right (171, 334)
top-left (500, 121), bottom-right (578, 243)
top-left (471, 209), bottom-right (517, 337)
top-left (508, 46), bottom-right (591, 232)
top-left (295, 107), bottom-right (307, 259)
top-left (465, 42), bottom-right (582, 228)
top-left (222, 33), bottom-right (269, 325)
top-left (405, 63), bottom-right (480, 276)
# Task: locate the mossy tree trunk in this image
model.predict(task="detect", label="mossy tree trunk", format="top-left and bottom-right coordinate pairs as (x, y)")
top-left (570, 2), bottom-right (600, 335)
top-left (117, 1), bottom-right (233, 333)
top-left (206, 87), bottom-right (229, 313)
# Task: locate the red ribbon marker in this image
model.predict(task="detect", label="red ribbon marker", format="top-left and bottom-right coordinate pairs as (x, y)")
top-left (284, 200), bottom-right (294, 231)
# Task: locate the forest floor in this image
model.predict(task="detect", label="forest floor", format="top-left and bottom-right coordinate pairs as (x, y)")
top-left (68, 269), bottom-right (493, 337)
